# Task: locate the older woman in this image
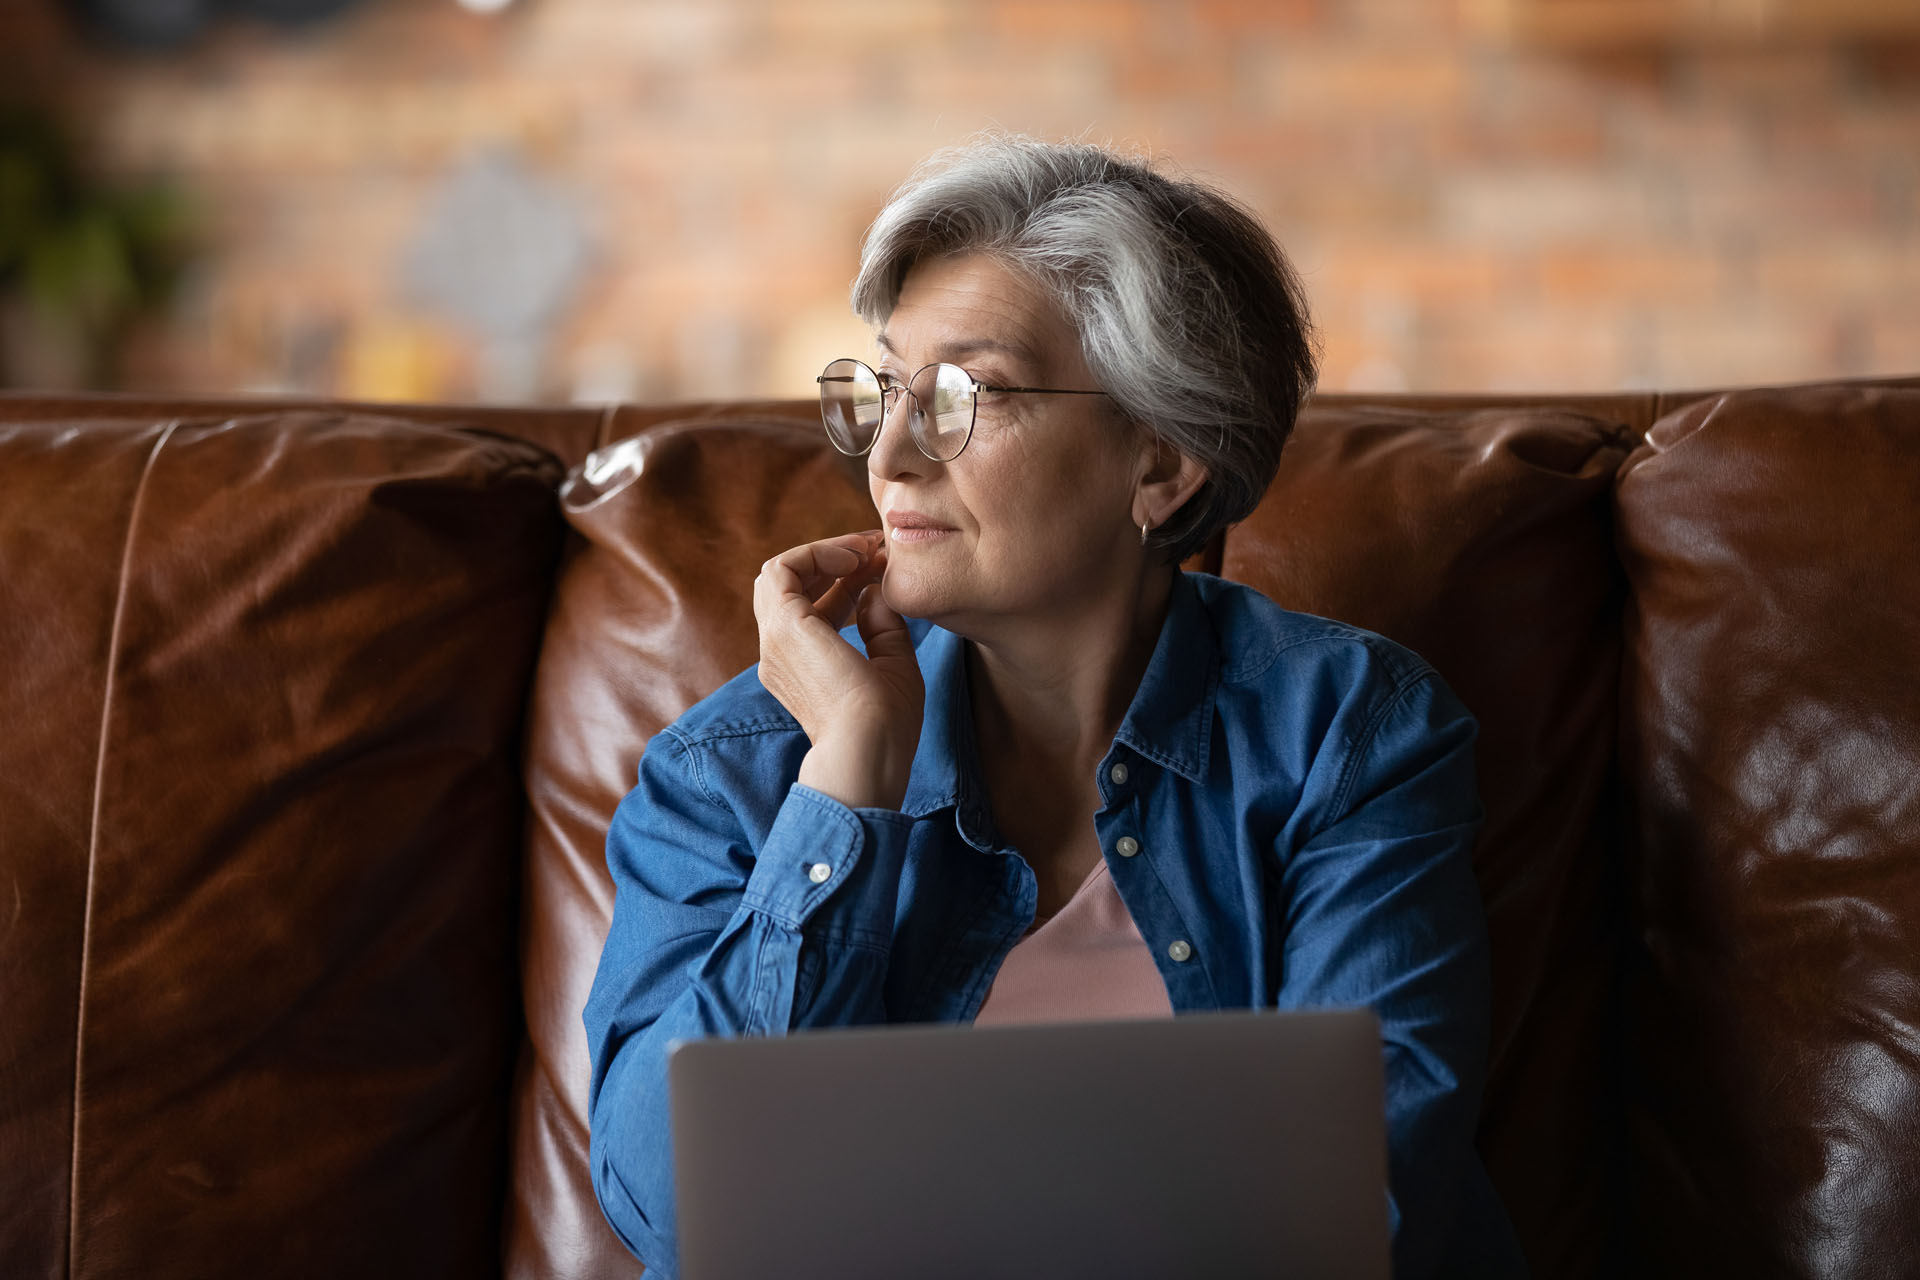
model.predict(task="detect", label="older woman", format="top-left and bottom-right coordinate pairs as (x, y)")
top-left (584, 136), bottom-right (1527, 1278)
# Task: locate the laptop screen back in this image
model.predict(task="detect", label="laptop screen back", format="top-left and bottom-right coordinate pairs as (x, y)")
top-left (668, 1008), bottom-right (1390, 1280)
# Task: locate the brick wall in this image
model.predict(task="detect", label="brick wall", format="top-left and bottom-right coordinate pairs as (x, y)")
top-left (2, 0), bottom-right (1915, 402)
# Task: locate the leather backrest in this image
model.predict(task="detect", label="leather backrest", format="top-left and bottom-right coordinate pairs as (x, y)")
top-left (1615, 382), bottom-right (1920, 1274)
top-left (0, 410), bottom-right (564, 1278)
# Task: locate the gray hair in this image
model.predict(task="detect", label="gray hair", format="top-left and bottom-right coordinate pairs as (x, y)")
top-left (851, 134), bottom-right (1321, 565)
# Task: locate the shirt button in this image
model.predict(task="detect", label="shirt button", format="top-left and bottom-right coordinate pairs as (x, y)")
top-left (1115, 836), bottom-right (1140, 858)
top-left (807, 862), bottom-right (832, 884)
top-left (1108, 762), bottom-right (1129, 786)
top-left (1168, 939), bottom-right (1193, 963)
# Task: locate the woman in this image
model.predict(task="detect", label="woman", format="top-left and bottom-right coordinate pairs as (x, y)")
top-left (584, 136), bottom-right (1527, 1279)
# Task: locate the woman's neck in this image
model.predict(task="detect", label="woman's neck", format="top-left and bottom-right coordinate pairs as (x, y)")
top-left (964, 566), bottom-right (1176, 783)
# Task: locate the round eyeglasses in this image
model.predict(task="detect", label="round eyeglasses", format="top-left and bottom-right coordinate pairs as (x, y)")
top-left (817, 357), bottom-right (1110, 462)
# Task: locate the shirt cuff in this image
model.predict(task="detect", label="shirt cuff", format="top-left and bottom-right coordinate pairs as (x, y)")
top-left (740, 783), bottom-right (913, 945)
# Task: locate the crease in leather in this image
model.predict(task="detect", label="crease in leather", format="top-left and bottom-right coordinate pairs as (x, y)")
top-left (69, 417), bottom-right (178, 1280)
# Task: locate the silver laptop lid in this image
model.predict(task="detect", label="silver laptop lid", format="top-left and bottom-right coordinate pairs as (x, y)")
top-left (669, 1008), bottom-right (1390, 1280)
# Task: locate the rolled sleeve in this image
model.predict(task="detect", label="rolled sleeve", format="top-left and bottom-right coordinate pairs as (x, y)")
top-left (742, 783), bottom-right (914, 946)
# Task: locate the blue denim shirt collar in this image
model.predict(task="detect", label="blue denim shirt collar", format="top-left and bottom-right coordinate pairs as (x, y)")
top-left (899, 570), bottom-right (1221, 839)
top-left (1111, 569), bottom-right (1220, 785)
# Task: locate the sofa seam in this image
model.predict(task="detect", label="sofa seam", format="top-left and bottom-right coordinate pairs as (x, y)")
top-left (68, 418), bottom-right (178, 1280)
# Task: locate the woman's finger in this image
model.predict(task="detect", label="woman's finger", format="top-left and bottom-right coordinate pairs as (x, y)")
top-left (752, 530), bottom-right (887, 678)
top-left (760, 531), bottom-right (882, 602)
top-left (814, 545), bottom-right (889, 630)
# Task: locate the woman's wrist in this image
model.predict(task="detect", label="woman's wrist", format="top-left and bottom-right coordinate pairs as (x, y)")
top-left (797, 733), bottom-right (911, 812)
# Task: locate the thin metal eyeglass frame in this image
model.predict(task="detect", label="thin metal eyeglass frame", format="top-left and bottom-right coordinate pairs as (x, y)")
top-left (816, 358), bottom-right (1110, 461)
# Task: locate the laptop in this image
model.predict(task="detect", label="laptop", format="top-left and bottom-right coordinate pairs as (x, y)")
top-left (667, 1007), bottom-right (1391, 1279)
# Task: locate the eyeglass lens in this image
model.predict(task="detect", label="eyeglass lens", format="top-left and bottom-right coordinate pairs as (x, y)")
top-left (818, 358), bottom-right (975, 462)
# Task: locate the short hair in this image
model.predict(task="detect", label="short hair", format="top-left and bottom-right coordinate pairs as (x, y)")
top-left (851, 134), bottom-right (1321, 565)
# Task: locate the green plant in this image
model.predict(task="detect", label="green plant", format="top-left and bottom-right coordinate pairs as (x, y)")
top-left (0, 104), bottom-right (192, 387)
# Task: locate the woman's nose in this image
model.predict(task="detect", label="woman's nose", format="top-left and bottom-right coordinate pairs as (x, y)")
top-left (868, 387), bottom-right (929, 478)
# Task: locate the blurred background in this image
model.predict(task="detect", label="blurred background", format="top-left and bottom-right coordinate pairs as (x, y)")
top-left (0, 0), bottom-right (1914, 404)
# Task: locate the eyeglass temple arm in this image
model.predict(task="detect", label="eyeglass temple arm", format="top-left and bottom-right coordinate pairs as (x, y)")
top-left (977, 385), bottom-right (1112, 396)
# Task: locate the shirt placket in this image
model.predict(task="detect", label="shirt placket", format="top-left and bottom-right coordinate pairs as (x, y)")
top-left (1094, 747), bottom-right (1219, 1011)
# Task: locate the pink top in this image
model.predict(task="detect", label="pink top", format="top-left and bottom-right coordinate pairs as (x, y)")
top-left (972, 857), bottom-right (1175, 1027)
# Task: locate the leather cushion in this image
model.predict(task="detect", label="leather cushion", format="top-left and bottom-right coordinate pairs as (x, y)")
top-left (0, 411), bottom-right (563, 1277)
top-left (1616, 382), bottom-right (1920, 1274)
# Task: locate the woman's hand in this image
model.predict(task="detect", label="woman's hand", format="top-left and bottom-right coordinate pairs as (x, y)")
top-left (753, 529), bottom-right (925, 811)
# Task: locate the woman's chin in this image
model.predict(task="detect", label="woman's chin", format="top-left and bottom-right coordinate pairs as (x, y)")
top-left (880, 565), bottom-right (954, 621)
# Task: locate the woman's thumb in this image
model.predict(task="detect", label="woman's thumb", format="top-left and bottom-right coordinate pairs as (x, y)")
top-left (854, 582), bottom-right (915, 664)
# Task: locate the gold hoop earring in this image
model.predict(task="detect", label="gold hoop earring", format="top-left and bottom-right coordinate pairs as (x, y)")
top-left (1140, 520), bottom-right (1150, 546)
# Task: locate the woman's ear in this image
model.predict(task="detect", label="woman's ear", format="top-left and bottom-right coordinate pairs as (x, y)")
top-left (1133, 434), bottom-right (1209, 532)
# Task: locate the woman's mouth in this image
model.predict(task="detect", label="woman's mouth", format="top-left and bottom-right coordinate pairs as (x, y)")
top-left (884, 510), bottom-right (957, 544)
top-left (888, 525), bottom-right (955, 544)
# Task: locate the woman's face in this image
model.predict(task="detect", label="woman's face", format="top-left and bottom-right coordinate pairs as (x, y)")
top-left (868, 252), bottom-right (1146, 629)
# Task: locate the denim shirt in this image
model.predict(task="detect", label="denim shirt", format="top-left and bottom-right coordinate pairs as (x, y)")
top-left (584, 570), bottom-right (1528, 1279)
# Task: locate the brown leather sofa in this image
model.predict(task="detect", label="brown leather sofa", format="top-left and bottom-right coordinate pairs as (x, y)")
top-left (4, 373), bottom-right (1916, 1279)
